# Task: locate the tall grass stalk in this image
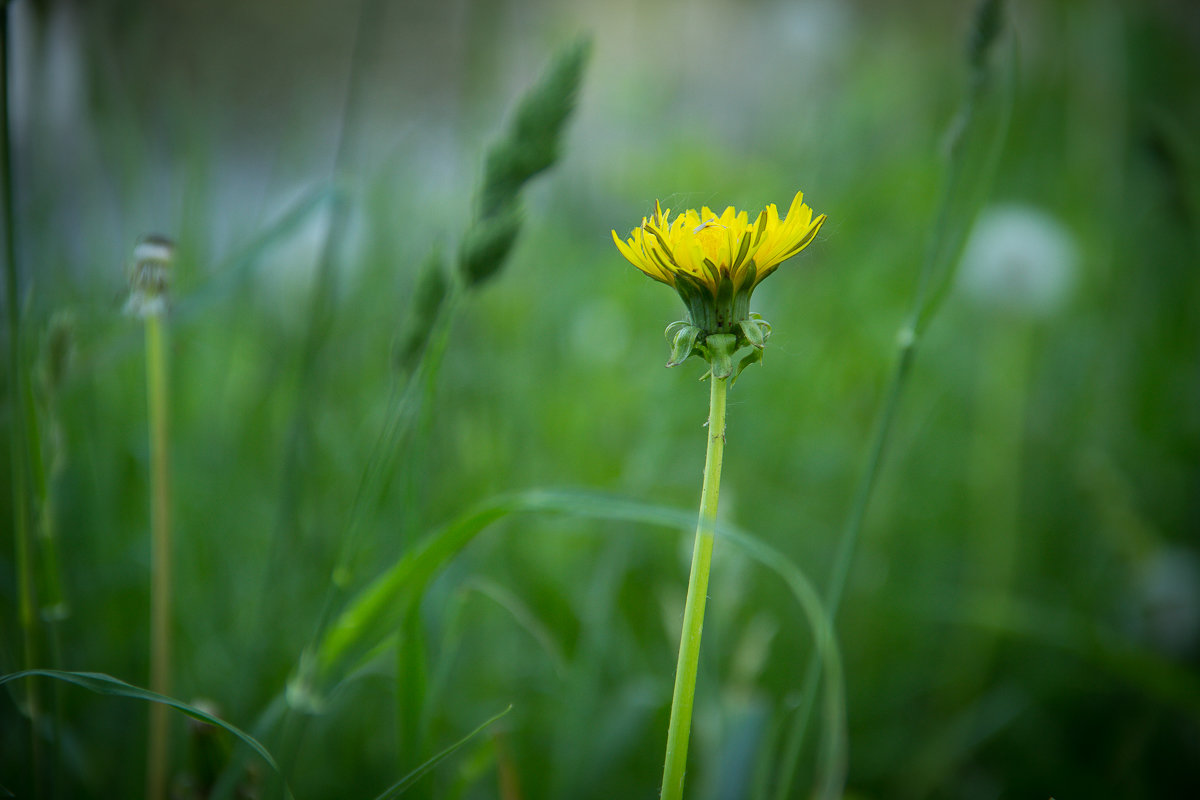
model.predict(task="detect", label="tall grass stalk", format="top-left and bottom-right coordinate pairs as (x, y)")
top-left (259, 37), bottom-right (588, 793)
top-left (253, 4), bottom-right (378, 788)
top-left (660, 374), bottom-right (728, 800)
top-left (34, 314), bottom-right (76, 800)
top-left (1, 6), bottom-right (44, 791)
top-left (772, 2), bottom-right (1014, 796)
top-left (144, 309), bottom-right (173, 800)
top-left (263, 0), bottom-right (376, 619)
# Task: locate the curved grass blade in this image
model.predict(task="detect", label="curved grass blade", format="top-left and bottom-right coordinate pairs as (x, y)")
top-left (460, 577), bottom-right (569, 679)
top-left (0, 669), bottom-right (293, 800)
top-left (311, 503), bottom-right (515, 683)
top-left (307, 487), bottom-right (844, 799)
top-left (371, 704), bottom-right (512, 800)
top-left (716, 529), bottom-right (846, 800)
top-left (173, 184), bottom-right (338, 325)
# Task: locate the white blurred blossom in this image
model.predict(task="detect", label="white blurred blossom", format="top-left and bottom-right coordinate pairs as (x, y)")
top-left (1134, 545), bottom-right (1200, 656)
top-left (958, 204), bottom-right (1080, 316)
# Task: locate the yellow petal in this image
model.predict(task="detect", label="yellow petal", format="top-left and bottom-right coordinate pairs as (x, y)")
top-left (613, 229), bottom-right (671, 284)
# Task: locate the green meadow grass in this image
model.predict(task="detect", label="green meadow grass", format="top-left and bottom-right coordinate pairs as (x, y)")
top-left (3, 1), bottom-right (1200, 798)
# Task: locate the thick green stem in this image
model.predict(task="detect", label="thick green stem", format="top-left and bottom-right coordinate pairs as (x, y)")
top-left (661, 375), bottom-right (728, 800)
top-left (145, 312), bottom-right (172, 800)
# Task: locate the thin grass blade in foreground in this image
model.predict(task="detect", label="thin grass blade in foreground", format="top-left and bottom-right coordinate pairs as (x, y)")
top-left (31, 313), bottom-right (75, 791)
top-left (302, 485), bottom-right (845, 798)
top-left (370, 704), bottom-right (513, 800)
top-left (0, 669), bottom-right (294, 800)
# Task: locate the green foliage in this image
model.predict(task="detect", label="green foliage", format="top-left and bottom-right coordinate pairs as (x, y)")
top-left (0, 669), bottom-right (292, 798)
top-left (2, 3), bottom-right (1199, 800)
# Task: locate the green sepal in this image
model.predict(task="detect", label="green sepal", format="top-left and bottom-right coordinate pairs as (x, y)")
top-left (664, 320), bottom-right (693, 340)
top-left (701, 333), bottom-right (738, 380)
top-left (731, 346), bottom-right (764, 386)
top-left (734, 312), bottom-right (772, 351)
top-left (737, 317), bottom-right (766, 349)
top-left (750, 312), bottom-right (772, 340)
top-left (665, 321), bottom-right (702, 367)
top-left (714, 275), bottom-right (736, 331)
top-left (673, 272), bottom-right (712, 331)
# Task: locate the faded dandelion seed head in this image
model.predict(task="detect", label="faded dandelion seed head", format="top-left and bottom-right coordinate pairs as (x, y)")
top-left (958, 204), bottom-right (1078, 317)
top-left (124, 234), bottom-right (175, 318)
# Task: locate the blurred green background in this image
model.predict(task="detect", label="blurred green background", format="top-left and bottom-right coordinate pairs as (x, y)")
top-left (2, 0), bottom-right (1199, 797)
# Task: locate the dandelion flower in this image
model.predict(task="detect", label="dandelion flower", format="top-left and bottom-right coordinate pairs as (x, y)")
top-left (612, 190), bottom-right (826, 334)
top-left (610, 191), bottom-right (829, 800)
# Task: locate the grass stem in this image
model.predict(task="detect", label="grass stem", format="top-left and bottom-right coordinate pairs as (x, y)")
top-left (661, 375), bottom-right (728, 800)
top-left (772, 14), bottom-right (1016, 798)
top-left (144, 311), bottom-right (173, 800)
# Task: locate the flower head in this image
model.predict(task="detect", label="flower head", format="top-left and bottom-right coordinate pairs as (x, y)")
top-left (124, 235), bottom-right (175, 319)
top-left (612, 190), bottom-right (826, 334)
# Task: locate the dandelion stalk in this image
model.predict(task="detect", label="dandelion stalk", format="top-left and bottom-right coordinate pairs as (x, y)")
top-left (126, 236), bottom-right (176, 800)
top-left (661, 372), bottom-right (727, 800)
top-left (144, 309), bottom-right (172, 800)
top-left (613, 191), bottom-right (826, 798)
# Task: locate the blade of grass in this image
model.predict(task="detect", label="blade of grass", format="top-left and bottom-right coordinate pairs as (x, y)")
top-left (460, 577), bottom-right (569, 680)
top-left (172, 185), bottom-right (338, 326)
top-left (0, 669), bottom-right (295, 800)
top-left (719, 529), bottom-right (846, 800)
top-left (273, 38), bottom-right (590, 785)
top-left (31, 316), bottom-right (74, 799)
top-left (299, 487), bottom-right (844, 799)
top-left (251, 4), bottom-right (383, 790)
top-left (371, 704), bottom-right (513, 800)
top-left (264, 0), bottom-right (380, 597)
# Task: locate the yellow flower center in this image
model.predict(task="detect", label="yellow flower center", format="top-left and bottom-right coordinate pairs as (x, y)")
top-left (693, 221), bottom-right (726, 265)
